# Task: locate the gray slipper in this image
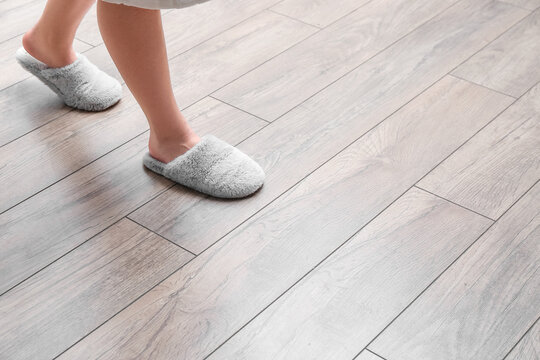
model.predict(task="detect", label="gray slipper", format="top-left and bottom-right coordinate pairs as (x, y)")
top-left (15, 47), bottom-right (122, 111)
top-left (143, 134), bottom-right (265, 198)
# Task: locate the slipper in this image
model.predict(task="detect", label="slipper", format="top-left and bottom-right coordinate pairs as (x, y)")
top-left (143, 134), bottom-right (265, 198)
top-left (15, 47), bottom-right (122, 111)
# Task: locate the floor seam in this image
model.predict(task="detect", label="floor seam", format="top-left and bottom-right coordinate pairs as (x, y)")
top-left (448, 73), bottom-right (518, 99)
top-left (267, 8), bottom-right (323, 29)
top-left (0, 0), bottom-right (284, 132)
top-left (1, 1), bottom-right (535, 358)
top-left (209, 95), bottom-right (271, 124)
top-left (360, 179), bottom-right (539, 359)
top-left (0, 0), bottom-right (453, 215)
top-left (501, 316), bottom-right (540, 360)
top-left (126, 216), bottom-right (197, 257)
top-left (413, 186), bottom-right (496, 222)
top-left (365, 348), bottom-right (390, 360)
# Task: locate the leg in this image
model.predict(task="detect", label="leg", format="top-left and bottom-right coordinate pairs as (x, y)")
top-left (97, 0), bottom-right (200, 163)
top-left (23, 0), bottom-right (95, 67)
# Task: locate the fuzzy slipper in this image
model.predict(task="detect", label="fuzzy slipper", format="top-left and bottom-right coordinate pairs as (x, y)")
top-left (143, 134), bottom-right (265, 198)
top-left (15, 47), bottom-right (122, 111)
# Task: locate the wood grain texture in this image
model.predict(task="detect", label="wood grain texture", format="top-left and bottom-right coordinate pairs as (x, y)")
top-left (0, 44), bottom-right (115, 147)
top-left (208, 188), bottom-right (491, 360)
top-left (0, 0), bottom-right (225, 147)
top-left (0, 218), bottom-right (193, 360)
top-left (0, 4), bottom-right (302, 145)
top-left (271, 0), bottom-right (371, 27)
top-left (506, 321), bottom-right (540, 360)
top-left (0, 0), bottom-right (45, 42)
top-left (355, 351), bottom-right (385, 360)
top-left (167, 10), bottom-right (317, 108)
top-left (60, 76), bottom-right (508, 360)
top-left (0, 97), bottom-right (265, 294)
top-left (0, 12), bottom-right (303, 213)
top-left (418, 81), bottom-right (540, 219)
top-left (0, 87), bottom-right (144, 214)
top-left (453, 9), bottom-right (540, 98)
top-left (163, 0), bottom-right (283, 57)
top-left (70, 0), bottom-right (296, 87)
top-left (0, 34), bottom-right (92, 91)
top-left (0, 77), bottom-right (71, 147)
top-left (370, 182), bottom-right (540, 360)
top-left (75, 0), bottom-right (281, 48)
top-left (214, 0), bottom-right (455, 121)
top-left (502, 0), bottom-right (540, 10)
top-left (131, 0), bottom-right (524, 254)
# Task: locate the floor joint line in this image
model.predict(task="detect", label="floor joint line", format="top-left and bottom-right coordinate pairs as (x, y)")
top-left (126, 216), bottom-right (197, 257)
top-left (414, 186), bottom-right (496, 222)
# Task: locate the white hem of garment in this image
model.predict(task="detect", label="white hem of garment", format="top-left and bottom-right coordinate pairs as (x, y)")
top-left (101, 0), bottom-right (210, 10)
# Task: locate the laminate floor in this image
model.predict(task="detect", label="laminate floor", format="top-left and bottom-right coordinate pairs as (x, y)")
top-left (0, 1), bottom-right (538, 359)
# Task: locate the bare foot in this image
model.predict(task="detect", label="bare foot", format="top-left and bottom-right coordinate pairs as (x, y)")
top-left (22, 27), bottom-right (78, 68)
top-left (148, 132), bottom-right (201, 163)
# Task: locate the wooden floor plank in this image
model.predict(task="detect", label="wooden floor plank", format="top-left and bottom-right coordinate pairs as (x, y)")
top-left (0, 87), bottom-right (143, 214)
top-left (214, 0), bottom-right (455, 121)
top-left (270, 0), bottom-right (371, 27)
top-left (0, 0), bottom-right (283, 92)
top-left (0, 218), bottom-right (193, 360)
top-left (418, 81), bottom-right (540, 219)
top-left (370, 182), bottom-right (540, 360)
top-left (0, 77), bottom-right (71, 147)
top-left (162, 0), bottom-right (284, 57)
top-left (167, 10), bottom-right (317, 109)
top-left (0, 0), bottom-right (44, 43)
top-left (75, 0), bottom-right (281, 48)
top-left (355, 351), bottom-right (386, 360)
top-left (207, 188), bottom-right (491, 360)
top-left (0, 44), bottom-right (117, 147)
top-left (131, 0), bottom-right (524, 254)
top-left (59, 76), bottom-right (508, 360)
top-left (506, 320), bottom-right (539, 360)
top-left (37, 0), bottom-right (294, 99)
top-left (502, 0), bottom-right (540, 10)
top-left (0, 97), bottom-right (266, 295)
top-left (453, 9), bottom-right (540, 98)
top-left (1, 1), bottom-right (536, 358)
top-left (0, 12), bottom-right (307, 213)
top-left (0, 34), bottom-right (92, 91)
top-left (0, 2), bottom-right (305, 147)
top-left (0, 43), bottom-right (123, 148)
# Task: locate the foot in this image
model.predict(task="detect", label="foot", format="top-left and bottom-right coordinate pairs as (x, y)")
top-left (148, 132), bottom-right (202, 164)
top-left (22, 27), bottom-right (77, 68)
top-left (143, 134), bottom-right (265, 199)
top-left (17, 31), bottom-right (122, 112)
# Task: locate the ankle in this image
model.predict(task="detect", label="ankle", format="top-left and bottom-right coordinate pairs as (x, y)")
top-left (22, 26), bottom-right (77, 68)
top-left (148, 131), bottom-right (201, 163)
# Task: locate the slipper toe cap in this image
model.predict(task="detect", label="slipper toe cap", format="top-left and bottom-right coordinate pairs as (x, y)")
top-left (37, 52), bottom-right (122, 111)
top-left (72, 73), bottom-right (122, 111)
top-left (203, 147), bottom-right (265, 198)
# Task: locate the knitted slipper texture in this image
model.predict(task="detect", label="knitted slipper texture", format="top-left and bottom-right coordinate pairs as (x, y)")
top-left (15, 47), bottom-right (122, 111)
top-left (143, 134), bottom-right (265, 198)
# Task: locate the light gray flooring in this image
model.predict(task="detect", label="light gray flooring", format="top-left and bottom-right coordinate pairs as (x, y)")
top-left (0, 0), bottom-right (538, 359)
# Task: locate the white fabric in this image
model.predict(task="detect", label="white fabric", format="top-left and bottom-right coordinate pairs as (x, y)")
top-left (101, 0), bottom-right (210, 9)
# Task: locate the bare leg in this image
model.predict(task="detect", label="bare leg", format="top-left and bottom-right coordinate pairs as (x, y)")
top-left (23, 0), bottom-right (95, 67)
top-left (97, 0), bottom-right (200, 163)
